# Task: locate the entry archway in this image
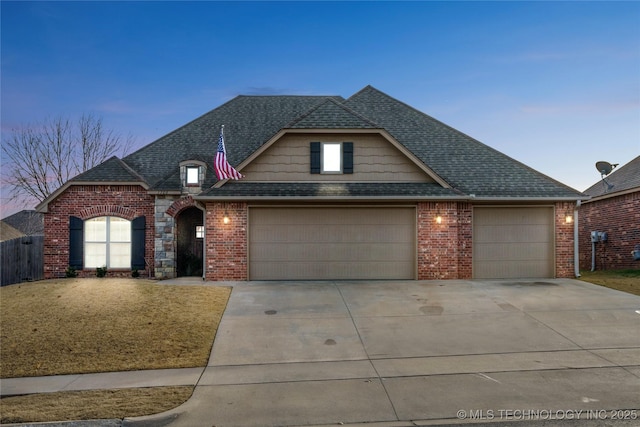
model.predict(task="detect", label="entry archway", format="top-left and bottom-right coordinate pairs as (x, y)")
top-left (176, 206), bottom-right (204, 277)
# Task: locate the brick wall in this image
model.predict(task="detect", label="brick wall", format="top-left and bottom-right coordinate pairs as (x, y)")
top-left (204, 202), bottom-right (248, 281)
top-left (417, 202), bottom-right (471, 279)
top-left (44, 185), bottom-right (155, 279)
top-left (578, 191), bottom-right (640, 271)
top-left (555, 201), bottom-right (576, 278)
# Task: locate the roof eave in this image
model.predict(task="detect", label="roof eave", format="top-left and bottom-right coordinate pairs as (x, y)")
top-left (194, 195), bottom-right (468, 202)
top-left (582, 187), bottom-right (637, 204)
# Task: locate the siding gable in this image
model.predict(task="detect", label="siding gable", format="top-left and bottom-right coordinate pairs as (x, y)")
top-left (240, 132), bottom-right (435, 183)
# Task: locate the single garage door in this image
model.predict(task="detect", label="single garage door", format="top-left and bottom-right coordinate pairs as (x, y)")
top-left (473, 207), bottom-right (554, 279)
top-left (249, 207), bottom-right (415, 280)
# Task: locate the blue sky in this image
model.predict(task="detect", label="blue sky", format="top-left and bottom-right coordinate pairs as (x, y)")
top-left (2, 1), bottom-right (639, 216)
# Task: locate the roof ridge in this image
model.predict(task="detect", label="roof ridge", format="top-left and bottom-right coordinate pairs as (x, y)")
top-left (285, 97), bottom-right (380, 129)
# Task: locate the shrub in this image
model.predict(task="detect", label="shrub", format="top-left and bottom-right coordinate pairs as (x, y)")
top-left (65, 266), bottom-right (77, 278)
top-left (96, 266), bottom-right (107, 278)
top-left (131, 269), bottom-right (140, 278)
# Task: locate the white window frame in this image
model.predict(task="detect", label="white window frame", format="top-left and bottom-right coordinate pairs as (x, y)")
top-left (186, 166), bottom-right (200, 185)
top-left (195, 225), bottom-right (205, 239)
top-left (84, 216), bottom-right (131, 269)
top-left (321, 142), bottom-right (342, 173)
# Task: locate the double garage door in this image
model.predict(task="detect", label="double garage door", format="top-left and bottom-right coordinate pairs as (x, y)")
top-left (248, 206), bottom-right (554, 280)
top-left (249, 207), bottom-right (416, 280)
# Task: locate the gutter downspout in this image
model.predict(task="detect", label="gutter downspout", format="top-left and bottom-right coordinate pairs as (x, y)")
top-left (574, 200), bottom-right (581, 278)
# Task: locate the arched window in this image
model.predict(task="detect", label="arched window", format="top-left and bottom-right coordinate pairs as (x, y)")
top-left (84, 216), bottom-right (131, 268)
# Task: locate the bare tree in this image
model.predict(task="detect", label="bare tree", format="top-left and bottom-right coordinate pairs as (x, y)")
top-left (1, 114), bottom-right (133, 207)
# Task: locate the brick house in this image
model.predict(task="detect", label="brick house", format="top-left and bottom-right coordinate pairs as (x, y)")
top-left (579, 155), bottom-right (640, 271)
top-left (37, 86), bottom-right (584, 281)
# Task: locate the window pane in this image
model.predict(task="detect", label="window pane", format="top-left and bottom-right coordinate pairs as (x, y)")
top-left (110, 243), bottom-right (131, 268)
top-left (85, 243), bottom-right (106, 268)
top-left (110, 217), bottom-right (131, 242)
top-left (323, 143), bottom-right (341, 172)
top-left (187, 167), bottom-right (199, 184)
top-left (85, 217), bottom-right (107, 242)
top-left (196, 225), bottom-right (204, 239)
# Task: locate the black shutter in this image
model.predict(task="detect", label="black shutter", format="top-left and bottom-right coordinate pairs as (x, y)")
top-left (69, 216), bottom-right (83, 269)
top-left (343, 142), bottom-right (353, 174)
top-left (310, 142), bottom-right (321, 174)
top-left (131, 216), bottom-right (146, 270)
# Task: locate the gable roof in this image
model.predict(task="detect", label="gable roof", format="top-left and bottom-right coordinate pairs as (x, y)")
top-left (583, 155), bottom-right (640, 200)
top-left (38, 85), bottom-right (585, 207)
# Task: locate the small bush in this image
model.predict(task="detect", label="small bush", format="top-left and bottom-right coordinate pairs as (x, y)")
top-left (65, 267), bottom-right (77, 278)
top-left (96, 266), bottom-right (107, 278)
top-left (131, 269), bottom-right (140, 278)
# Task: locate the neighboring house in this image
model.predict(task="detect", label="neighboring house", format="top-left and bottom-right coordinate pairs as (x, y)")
top-left (579, 155), bottom-right (640, 271)
top-left (0, 222), bottom-right (24, 242)
top-left (37, 86), bottom-right (584, 281)
top-left (2, 210), bottom-right (44, 236)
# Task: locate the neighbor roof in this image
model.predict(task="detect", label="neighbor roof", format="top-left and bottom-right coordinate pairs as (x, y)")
top-left (583, 155), bottom-right (640, 199)
top-left (1, 210), bottom-right (43, 235)
top-left (42, 85), bottom-right (585, 205)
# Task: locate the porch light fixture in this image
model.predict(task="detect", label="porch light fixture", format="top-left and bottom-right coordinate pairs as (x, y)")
top-left (223, 211), bottom-right (230, 224)
top-left (435, 212), bottom-right (442, 224)
top-left (565, 210), bottom-right (573, 224)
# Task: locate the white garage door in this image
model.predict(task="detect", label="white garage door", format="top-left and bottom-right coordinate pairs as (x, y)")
top-left (473, 207), bottom-right (554, 279)
top-left (249, 207), bottom-right (415, 280)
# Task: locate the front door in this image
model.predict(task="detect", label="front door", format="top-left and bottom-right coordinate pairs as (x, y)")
top-left (176, 207), bottom-right (204, 277)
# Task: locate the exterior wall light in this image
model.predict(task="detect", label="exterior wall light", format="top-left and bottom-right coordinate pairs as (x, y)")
top-left (565, 210), bottom-right (573, 224)
top-left (223, 211), bottom-right (230, 224)
top-left (435, 213), bottom-right (442, 224)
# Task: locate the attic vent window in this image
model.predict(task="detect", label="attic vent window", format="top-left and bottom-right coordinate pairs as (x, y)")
top-left (186, 166), bottom-right (200, 185)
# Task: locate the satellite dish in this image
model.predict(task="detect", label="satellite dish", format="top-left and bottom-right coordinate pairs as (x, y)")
top-left (595, 161), bottom-right (618, 191)
top-left (595, 161), bottom-right (618, 176)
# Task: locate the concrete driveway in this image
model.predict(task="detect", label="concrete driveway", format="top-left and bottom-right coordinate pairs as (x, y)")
top-left (127, 279), bottom-right (640, 427)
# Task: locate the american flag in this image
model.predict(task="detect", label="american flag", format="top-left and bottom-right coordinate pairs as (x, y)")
top-left (214, 126), bottom-right (243, 180)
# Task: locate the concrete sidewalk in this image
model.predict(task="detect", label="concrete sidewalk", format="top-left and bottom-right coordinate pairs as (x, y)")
top-left (2, 279), bottom-right (640, 427)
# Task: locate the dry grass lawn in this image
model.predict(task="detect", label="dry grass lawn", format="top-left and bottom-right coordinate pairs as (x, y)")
top-left (1, 278), bottom-right (230, 378)
top-left (0, 278), bottom-right (230, 423)
top-left (0, 387), bottom-right (193, 424)
top-left (578, 269), bottom-right (640, 296)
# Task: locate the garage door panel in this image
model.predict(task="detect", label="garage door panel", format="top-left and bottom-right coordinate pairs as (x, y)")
top-left (250, 207), bottom-right (415, 280)
top-left (474, 207), bottom-right (554, 279)
top-left (251, 261), bottom-right (415, 281)
top-left (475, 225), bottom-right (552, 243)
top-left (475, 242), bottom-right (551, 261)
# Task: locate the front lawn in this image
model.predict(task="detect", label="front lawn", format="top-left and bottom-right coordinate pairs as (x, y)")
top-left (0, 278), bottom-right (230, 423)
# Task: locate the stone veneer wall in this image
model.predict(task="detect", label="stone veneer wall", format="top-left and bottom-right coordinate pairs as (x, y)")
top-left (153, 195), bottom-right (178, 279)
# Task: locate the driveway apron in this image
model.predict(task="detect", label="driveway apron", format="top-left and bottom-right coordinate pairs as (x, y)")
top-left (125, 279), bottom-right (640, 427)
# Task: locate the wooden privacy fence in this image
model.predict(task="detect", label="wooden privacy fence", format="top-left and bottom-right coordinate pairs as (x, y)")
top-left (1, 235), bottom-right (44, 286)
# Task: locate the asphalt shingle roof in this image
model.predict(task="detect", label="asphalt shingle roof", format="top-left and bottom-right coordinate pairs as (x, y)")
top-left (71, 156), bottom-right (145, 183)
top-left (343, 86), bottom-right (582, 198)
top-left (66, 85), bottom-right (585, 200)
top-left (583, 155), bottom-right (640, 198)
top-left (200, 182), bottom-right (461, 199)
top-left (122, 95), bottom-right (341, 189)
